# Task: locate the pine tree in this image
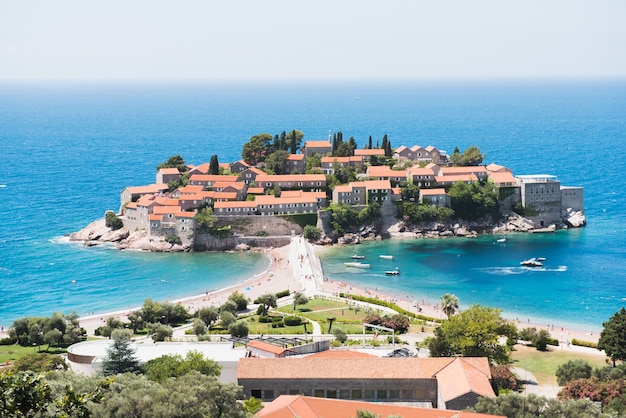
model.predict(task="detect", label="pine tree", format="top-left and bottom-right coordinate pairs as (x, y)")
top-left (101, 330), bottom-right (140, 376)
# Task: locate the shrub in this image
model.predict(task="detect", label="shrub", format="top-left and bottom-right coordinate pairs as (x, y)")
top-left (258, 316), bottom-right (273, 323)
top-left (271, 321), bottom-right (285, 328)
top-left (490, 364), bottom-right (519, 392)
top-left (571, 338), bottom-right (598, 348)
top-left (105, 211), bottom-right (123, 230)
top-left (275, 290), bottom-right (290, 298)
top-left (333, 328), bottom-right (347, 343)
top-left (556, 360), bottom-right (593, 386)
top-left (302, 225), bottom-right (322, 241)
top-left (165, 235), bottom-right (182, 245)
top-left (254, 231), bottom-right (268, 236)
top-left (284, 316), bottom-right (302, 326)
top-left (0, 336), bottom-right (18, 345)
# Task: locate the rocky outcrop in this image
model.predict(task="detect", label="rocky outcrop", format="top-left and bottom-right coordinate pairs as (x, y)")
top-left (562, 208), bottom-right (586, 228)
top-left (69, 219), bottom-right (190, 252)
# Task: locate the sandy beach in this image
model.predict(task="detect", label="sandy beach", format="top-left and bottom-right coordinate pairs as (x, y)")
top-left (0, 237), bottom-right (601, 347)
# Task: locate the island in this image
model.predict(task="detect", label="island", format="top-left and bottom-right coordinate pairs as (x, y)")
top-left (70, 131), bottom-right (585, 252)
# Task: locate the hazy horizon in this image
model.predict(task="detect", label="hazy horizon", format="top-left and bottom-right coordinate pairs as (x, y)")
top-left (1, 0), bottom-right (624, 81)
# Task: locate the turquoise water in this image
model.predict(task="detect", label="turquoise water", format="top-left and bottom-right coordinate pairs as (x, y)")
top-left (0, 80), bottom-right (625, 330)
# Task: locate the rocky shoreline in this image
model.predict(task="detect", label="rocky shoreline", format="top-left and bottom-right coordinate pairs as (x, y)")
top-left (69, 209), bottom-right (586, 251)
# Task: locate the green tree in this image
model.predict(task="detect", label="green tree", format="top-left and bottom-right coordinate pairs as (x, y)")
top-left (208, 154), bottom-right (219, 175)
top-left (333, 328), bottom-right (347, 343)
top-left (264, 149), bottom-right (290, 174)
top-left (101, 329), bottom-right (140, 376)
top-left (304, 153), bottom-right (322, 172)
top-left (227, 291), bottom-right (249, 311)
top-left (43, 328), bottom-right (63, 350)
top-left (229, 320), bottom-right (249, 338)
top-left (192, 318), bottom-right (207, 336)
top-left (219, 311), bottom-right (236, 329)
top-left (440, 293), bottom-right (459, 318)
top-left (533, 329), bottom-right (551, 351)
top-left (428, 304), bottom-right (517, 364)
top-left (242, 133), bottom-right (272, 165)
top-left (254, 293), bottom-right (278, 316)
top-left (127, 310), bottom-right (145, 334)
top-left (292, 292), bottom-right (309, 311)
top-left (450, 145), bottom-right (485, 166)
top-left (194, 207), bottom-right (217, 234)
top-left (448, 180), bottom-right (500, 221)
top-left (598, 307), bottom-right (626, 367)
top-left (197, 306), bottom-right (220, 330)
top-left (142, 351), bottom-right (221, 383)
top-left (0, 370), bottom-right (52, 417)
top-left (303, 225), bottom-right (322, 241)
top-left (556, 360), bottom-right (593, 386)
top-left (157, 154), bottom-right (186, 171)
top-left (150, 324), bottom-right (173, 342)
top-left (473, 392), bottom-right (607, 418)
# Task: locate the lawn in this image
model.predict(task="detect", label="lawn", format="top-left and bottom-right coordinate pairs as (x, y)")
top-left (511, 344), bottom-right (608, 386)
top-left (0, 344), bottom-right (66, 365)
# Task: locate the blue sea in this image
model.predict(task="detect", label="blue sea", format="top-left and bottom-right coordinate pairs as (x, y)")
top-left (1, 80), bottom-right (625, 332)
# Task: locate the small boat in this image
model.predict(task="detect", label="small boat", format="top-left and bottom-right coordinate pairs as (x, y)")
top-left (351, 255), bottom-right (365, 259)
top-left (537, 257), bottom-right (546, 261)
top-left (496, 238), bottom-right (506, 243)
top-left (520, 258), bottom-right (543, 267)
top-left (385, 267), bottom-right (400, 275)
top-left (379, 255), bottom-right (395, 260)
top-left (344, 262), bottom-right (370, 269)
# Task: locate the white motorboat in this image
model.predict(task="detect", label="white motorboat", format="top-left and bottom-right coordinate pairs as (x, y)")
top-left (385, 267), bottom-right (400, 275)
top-left (379, 255), bottom-right (395, 260)
top-left (344, 262), bottom-right (370, 269)
top-left (351, 255), bottom-right (365, 259)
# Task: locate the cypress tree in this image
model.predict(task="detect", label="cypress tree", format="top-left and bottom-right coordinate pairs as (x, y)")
top-left (368, 135), bottom-right (372, 149)
top-left (208, 155), bottom-right (219, 175)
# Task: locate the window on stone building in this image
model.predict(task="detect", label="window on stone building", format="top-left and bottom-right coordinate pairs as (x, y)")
top-left (339, 389), bottom-right (350, 399)
top-left (352, 389), bottom-right (362, 399)
top-left (377, 389), bottom-right (387, 400)
top-left (314, 389), bottom-right (324, 398)
top-left (364, 389), bottom-right (375, 399)
top-left (251, 390), bottom-right (261, 398)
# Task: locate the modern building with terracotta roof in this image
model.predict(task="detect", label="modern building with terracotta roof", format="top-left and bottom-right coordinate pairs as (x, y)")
top-left (237, 357), bottom-right (495, 410)
top-left (256, 395), bottom-right (505, 418)
top-left (420, 188), bottom-right (451, 208)
top-left (320, 156), bottom-right (363, 175)
top-left (285, 153), bottom-right (306, 174)
top-left (255, 174), bottom-right (326, 192)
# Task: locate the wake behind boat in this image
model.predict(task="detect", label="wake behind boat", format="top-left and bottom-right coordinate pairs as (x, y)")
top-left (351, 255), bottom-right (365, 259)
top-left (345, 262), bottom-right (370, 269)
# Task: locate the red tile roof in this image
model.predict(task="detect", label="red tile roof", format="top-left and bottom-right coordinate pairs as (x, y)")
top-left (256, 395), bottom-right (504, 418)
top-left (287, 154), bottom-right (305, 161)
top-left (354, 149), bottom-right (385, 156)
top-left (435, 358), bottom-right (495, 402)
top-left (158, 167), bottom-right (180, 175)
top-left (190, 174), bottom-right (239, 183)
top-left (248, 340), bottom-right (289, 355)
top-left (303, 140), bottom-right (332, 148)
top-left (238, 357), bottom-right (460, 380)
top-left (306, 350), bottom-right (377, 359)
top-left (255, 174), bottom-right (326, 183)
top-left (420, 188), bottom-right (447, 196)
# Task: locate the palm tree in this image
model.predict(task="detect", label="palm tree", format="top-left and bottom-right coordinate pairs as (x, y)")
top-left (440, 293), bottom-right (459, 318)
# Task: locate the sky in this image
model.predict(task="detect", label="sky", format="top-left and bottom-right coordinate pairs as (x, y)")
top-left (1, 0), bottom-right (625, 81)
